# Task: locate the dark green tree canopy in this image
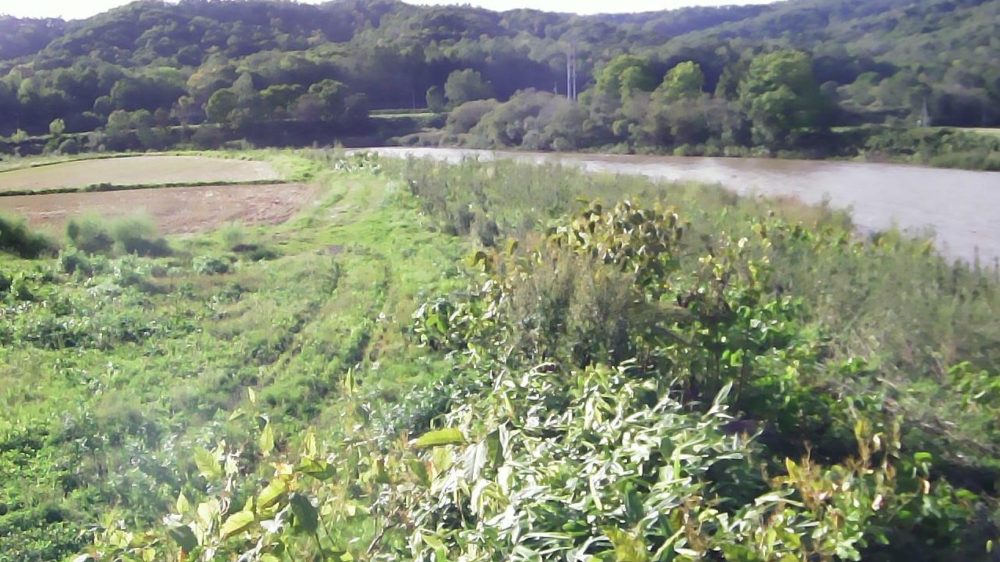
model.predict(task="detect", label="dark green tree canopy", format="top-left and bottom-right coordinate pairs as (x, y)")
top-left (444, 69), bottom-right (494, 106)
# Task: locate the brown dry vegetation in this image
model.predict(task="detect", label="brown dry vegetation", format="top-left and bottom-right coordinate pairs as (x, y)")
top-left (2, 182), bottom-right (316, 234)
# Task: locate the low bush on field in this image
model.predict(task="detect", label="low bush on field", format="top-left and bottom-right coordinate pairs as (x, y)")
top-left (0, 214), bottom-right (54, 258)
top-left (192, 254), bottom-right (231, 275)
top-left (66, 215), bottom-right (114, 254)
top-left (67, 215), bottom-right (170, 257)
top-left (112, 217), bottom-right (171, 257)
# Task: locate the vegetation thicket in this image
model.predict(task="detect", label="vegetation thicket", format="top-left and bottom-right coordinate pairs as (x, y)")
top-left (0, 0), bottom-right (998, 167)
top-left (2, 150), bottom-right (999, 560)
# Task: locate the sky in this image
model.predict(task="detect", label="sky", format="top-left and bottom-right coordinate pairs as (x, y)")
top-left (0, 0), bottom-right (776, 21)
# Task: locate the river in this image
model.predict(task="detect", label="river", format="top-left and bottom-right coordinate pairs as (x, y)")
top-left (369, 147), bottom-right (1000, 264)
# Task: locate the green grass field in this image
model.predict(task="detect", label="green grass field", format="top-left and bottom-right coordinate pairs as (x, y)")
top-left (0, 155), bottom-right (279, 192)
top-left (2, 150), bottom-right (1000, 561)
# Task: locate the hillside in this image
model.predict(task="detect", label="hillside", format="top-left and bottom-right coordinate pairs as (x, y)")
top-left (0, 0), bottom-right (996, 143)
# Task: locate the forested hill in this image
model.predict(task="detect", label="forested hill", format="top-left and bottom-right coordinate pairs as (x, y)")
top-left (0, 0), bottom-right (997, 142)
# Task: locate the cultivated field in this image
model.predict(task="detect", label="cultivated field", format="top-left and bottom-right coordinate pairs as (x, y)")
top-left (2, 182), bottom-right (315, 234)
top-left (0, 155), bottom-right (279, 191)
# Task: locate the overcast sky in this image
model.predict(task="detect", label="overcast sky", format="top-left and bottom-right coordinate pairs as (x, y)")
top-left (1, 0), bottom-right (776, 20)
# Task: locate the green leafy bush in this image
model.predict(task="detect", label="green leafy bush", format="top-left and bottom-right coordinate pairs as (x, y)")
top-left (57, 247), bottom-right (93, 276)
top-left (66, 215), bottom-right (114, 254)
top-left (111, 217), bottom-right (170, 257)
top-left (192, 255), bottom-right (231, 275)
top-left (0, 214), bottom-right (53, 258)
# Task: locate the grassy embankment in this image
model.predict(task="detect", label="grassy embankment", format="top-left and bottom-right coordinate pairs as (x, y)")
top-left (0, 151), bottom-right (467, 560)
top-left (2, 151), bottom-right (1000, 561)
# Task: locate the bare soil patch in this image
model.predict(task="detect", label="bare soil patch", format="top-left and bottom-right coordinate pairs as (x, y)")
top-left (3, 183), bottom-right (316, 234)
top-left (0, 156), bottom-right (279, 192)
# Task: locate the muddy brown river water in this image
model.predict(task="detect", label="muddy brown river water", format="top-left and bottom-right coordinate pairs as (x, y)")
top-left (370, 147), bottom-right (1000, 264)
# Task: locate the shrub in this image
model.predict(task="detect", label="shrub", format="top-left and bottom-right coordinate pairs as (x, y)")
top-left (66, 216), bottom-right (114, 254)
top-left (110, 217), bottom-right (170, 257)
top-left (58, 247), bottom-right (93, 276)
top-left (218, 223), bottom-right (245, 250)
top-left (193, 255), bottom-right (231, 275)
top-left (57, 137), bottom-right (80, 155)
top-left (445, 99), bottom-right (499, 134)
top-left (0, 214), bottom-right (53, 258)
top-left (191, 125), bottom-right (225, 149)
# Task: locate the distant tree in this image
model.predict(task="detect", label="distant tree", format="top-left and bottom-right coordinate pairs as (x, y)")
top-left (739, 50), bottom-right (827, 146)
top-left (153, 108), bottom-right (171, 127)
top-left (93, 95), bottom-right (114, 116)
top-left (110, 78), bottom-right (147, 111)
top-left (186, 63), bottom-right (237, 105)
top-left (0, 82), bottom-right (19, 133)
top-left (446, 99), bottom-right (499, 134)
top-left (172, 95), bottom-right (203, 126)
top-left (444, 69), bottom-right (494, 106)
top-left (48, 118), bottom-right (66, 137)
top-left (104, 109), bottom-right (133, 150)
top-left (130, 109), bottom-right (154, 130)
top-left (206, 88), bottom-right (239, 124)
top-left (426, 85), bottom-right (446, 113)
top-left (232, 73), bottom-right (257, 101)
top-left (619, 66), bottom-right (657, 100)
top-left (541, 98), bottom-right (587, 150)
top-left (307, 79), bottom-right (347, 121)
top-left (191, 124), bottom-right (225, 149)
top-left (290, 93), bottom-right (324, 122)
top-left (260, 84), bottom-right (304, 119)
top-left (342, 93), bottom-right (370, 128)
top-left (654, 61), bottom-right (705, 103)
top-left (594, 55), bottom-right (655, 103)
top-left (58, 137), bottom-right (80, 155)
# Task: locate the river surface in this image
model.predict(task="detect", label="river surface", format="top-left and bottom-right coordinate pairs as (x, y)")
top-left (370, 147), bottom-right (1000, 264)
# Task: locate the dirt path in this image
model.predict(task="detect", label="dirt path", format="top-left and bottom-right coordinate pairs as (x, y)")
top-left (370, 147), bottom-right (1000, 264)
top-left (3, 183), bottom-right (316, 234)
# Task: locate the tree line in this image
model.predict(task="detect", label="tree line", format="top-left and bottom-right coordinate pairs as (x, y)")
top-left (0, 0), bottom-right (996, 158)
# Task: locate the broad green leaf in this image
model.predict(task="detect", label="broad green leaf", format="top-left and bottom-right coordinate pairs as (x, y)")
top-left (197, 499), bottom-right (221, 527)
top-left (422, 532), bottom-right (448, 560)
top-left (411, 428), bottom-right (466, 449)
top-left (258, 479), bottom-right (289, 510)
top-left (260, 422), bottom-right (275, 457)
top-left (303, 428), bottom-right (318, 458)
top-left (175, 492), bottom-right (191, 515)
top-left (193, 447), bottom-right (222, 481)
top-left (290, 494), bottom-right (318, 534)
top-left (296, 457), bottom-right (335, 481)
top-left (167, 524), bottom-right (198, 553)
top-left (220, 510), bottom-right (255, 540)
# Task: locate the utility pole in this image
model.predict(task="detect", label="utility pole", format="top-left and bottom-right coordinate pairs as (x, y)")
top-left (566, 44), bottom-right (578, 102)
